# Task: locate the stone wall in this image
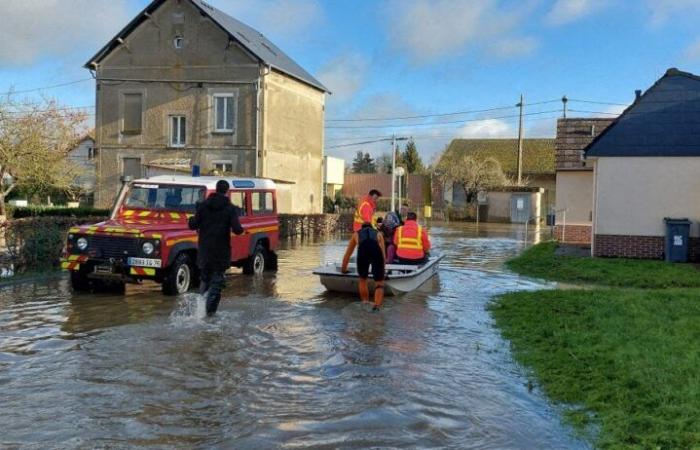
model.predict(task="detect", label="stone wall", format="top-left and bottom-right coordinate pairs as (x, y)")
top-left (278, 213), bottom-right (352, 239)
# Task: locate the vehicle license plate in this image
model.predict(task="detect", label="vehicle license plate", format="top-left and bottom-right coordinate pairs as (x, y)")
top-left (94, 265), bottom-right (114, 274)
top-left (127, 257), bottom-right (162, 268)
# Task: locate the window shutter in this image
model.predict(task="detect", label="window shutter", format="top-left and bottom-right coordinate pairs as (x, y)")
top-left (123, 94), bottom-right (143, 134)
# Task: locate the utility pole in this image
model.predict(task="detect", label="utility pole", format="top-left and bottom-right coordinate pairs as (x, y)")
top-left (562, 95), bottom-right (568, 118)
top-left (390, 135), bottom-right (409, 211)
top-left (516, 94), bottom-right (524, 186)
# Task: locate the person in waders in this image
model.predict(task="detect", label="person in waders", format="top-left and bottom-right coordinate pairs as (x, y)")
top-left (188, 180), bottom-right (244, 316)
top-left (341, 222), bottom-right (386, 311)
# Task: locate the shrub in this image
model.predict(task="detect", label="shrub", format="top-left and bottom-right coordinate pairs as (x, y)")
top-left (323, 196), bottom-right (336, 214)
top-left (11, 206), bottom-right (111, 219)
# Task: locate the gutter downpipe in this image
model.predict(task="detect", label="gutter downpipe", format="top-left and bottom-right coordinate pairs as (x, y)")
top-left (256, 65), bottom-right (270, 178)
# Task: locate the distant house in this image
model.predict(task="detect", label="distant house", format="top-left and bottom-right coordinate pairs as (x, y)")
top-left (586, 68), bottom-right (700, 259)
top-left (67, 134), bottom-right (97, 202)
top-left (440, 139), bottom-right (555, 222)
top-left (554, 118), bottom-right (614, 244)
top-left (323, 156), bottom-right (345, 198)
top-left (85, 0), bottom-right (328, 213)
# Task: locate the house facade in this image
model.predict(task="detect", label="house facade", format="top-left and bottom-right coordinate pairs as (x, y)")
top-left (67, 134), bottom-right (98, 203)
top-left (586, 68), bottom-right (700, 259)
top-left (86, 0), bottom-right (327, 213)
top-left (553, 118), bottom-right (614, 244)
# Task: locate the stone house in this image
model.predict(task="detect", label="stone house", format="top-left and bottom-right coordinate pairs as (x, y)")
top-left (553, 118), bottom-right (614, 244)
top-left (586, 68), bottom-right (700, 259)
top-left (85, 0), bottom-right (328, 213)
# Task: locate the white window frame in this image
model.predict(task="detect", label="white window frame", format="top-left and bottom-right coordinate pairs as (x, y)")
top-left (169, 115), bottom-right (186, 148)
top-left (213, 93), bottom-right (236, 133)
top-left (212, 160), bottom-right (234, 173)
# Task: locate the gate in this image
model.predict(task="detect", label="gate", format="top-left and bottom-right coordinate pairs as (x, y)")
top-left (510, 194), bottom-right (530, 223)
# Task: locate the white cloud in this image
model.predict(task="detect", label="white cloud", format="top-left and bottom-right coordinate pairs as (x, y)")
top-left (0, 0), bottom-right (131, 66)
top-left (545, 0), bottom-right (608, 26)
top-left (386, 0), bottom-right (529, 63)
top-left (486, 37), bottom-right (538, 59)
top-left (317, 53), bottom-right (369, 102)
top-left (456, 119), bottom-right (514, 138)
top-left (647, 0), bottom-right (700, 26)
top-left (210, 0), bottom-right (323, 39)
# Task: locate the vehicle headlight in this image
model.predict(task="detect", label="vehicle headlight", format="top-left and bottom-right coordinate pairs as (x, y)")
top-left (77, 237), bottom-right (88, 251)
top-left (142, 242), bottom-right (155, 255)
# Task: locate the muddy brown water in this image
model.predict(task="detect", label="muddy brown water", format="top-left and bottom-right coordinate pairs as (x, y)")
top-left (0, 222), bottom-right (589, 449)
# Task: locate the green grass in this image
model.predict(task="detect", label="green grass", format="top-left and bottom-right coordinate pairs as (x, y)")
top-left (506, 241), bottom-right (700, 288)
top-left (491, 289), bottom-right (700, 449)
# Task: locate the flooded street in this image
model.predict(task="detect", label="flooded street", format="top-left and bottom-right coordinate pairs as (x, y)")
top-left (0, 222), bottom-right (588, 449)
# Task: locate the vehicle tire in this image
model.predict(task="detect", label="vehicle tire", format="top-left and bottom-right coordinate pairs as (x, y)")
top-left (264, 250), bottom-right (278, 272)
top-left (162, 253), bottom-right (194, 295)
top-left (243, 243), bottom-right (265, 276)
top-left (70, 271), bottom-right (91, 292)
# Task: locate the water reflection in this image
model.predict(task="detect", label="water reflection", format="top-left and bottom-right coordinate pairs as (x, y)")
top-left (0, 222), bottom-right (585, 449)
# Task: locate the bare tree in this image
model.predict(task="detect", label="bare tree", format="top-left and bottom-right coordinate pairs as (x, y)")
top-left (0, 98), bottom-right (86, 217)
top-left (435, 150), bottom-right (509, 209)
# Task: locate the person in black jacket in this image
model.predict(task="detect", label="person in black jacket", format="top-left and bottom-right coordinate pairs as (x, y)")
top-left (188, 180), bottom-right (244, 316)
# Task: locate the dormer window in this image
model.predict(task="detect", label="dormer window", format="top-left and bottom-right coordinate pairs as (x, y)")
top-left (173, 36), bottom-right (184, 49)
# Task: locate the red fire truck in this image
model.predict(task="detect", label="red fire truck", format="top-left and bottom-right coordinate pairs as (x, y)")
top-left (61, 176), bottom-right (279, 295)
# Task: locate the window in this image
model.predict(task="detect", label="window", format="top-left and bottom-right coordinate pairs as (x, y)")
top-left (88, 147), bottom-right (99, 160)
top-left (230, 191), bottom-right (247, 216)
top-left (170, 115), bottom-right (186, 147)
top-left (252, 191), bottom-right (274, 215)
top-left (213, 160), bottom-right (233, 174)
top-left (125, 184), bottom-right (204, 212)
top-left (173, 36), bottom-right (184, 49)
top-left (214, 94), bottom-right (235, 132)
top-left (123, 93), bottom-right (143, 134)
top-left (122, 157), bottom-right (143, 180)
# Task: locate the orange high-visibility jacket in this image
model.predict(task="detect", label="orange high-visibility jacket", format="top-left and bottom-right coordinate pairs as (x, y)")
top-left (352, 195), bottom-right (376, 232)
top-left (395, 220), bottom-right (431, 260)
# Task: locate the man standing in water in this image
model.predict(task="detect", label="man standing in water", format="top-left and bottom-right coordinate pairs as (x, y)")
top-left (188, 180), bottom-right (244, 316)
top-left (352, 189), bottom-right (381, 232)
top-left (341, 222), bottom-right (386, 311)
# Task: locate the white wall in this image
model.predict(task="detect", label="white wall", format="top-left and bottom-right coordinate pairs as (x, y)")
top-left (594, 157), bottom-right (700, 237)
top-left (324, 156), bottom-right (345, 185)
top-left (556, 171), bottom-right (593, 225)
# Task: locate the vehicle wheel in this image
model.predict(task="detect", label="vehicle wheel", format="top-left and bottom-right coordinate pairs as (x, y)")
top-left (70, 271), bottom-right (91, 292)
top-left (243, 244), bottom-right (265, 276)
top-left (264, 250), bottom-right (278, 272)
top-left (162, 253), bottom-right (193, 295)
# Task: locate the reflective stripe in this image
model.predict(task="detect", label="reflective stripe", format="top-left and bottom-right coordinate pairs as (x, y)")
top-left (396, 225), bottom-right (423, 250)
top-left (130, 267), bottom-right (156, 276)
top-left (353, 201), bottom-right (371, 225)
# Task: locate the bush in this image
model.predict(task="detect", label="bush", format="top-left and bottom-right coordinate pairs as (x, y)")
top-left (323, 196), bottom-right (336, 214)
top-left (11, 206), bottom-right (111, 219)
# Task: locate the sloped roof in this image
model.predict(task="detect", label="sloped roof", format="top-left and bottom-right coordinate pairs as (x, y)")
top-left (443, 138), bottom-right (556, 175)
top-left (85, 0), bottom-right (328, 93)
top-left (586, 68), bottom-right (700, 157)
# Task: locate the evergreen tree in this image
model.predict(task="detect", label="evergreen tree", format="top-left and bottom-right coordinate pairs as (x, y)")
top-left (351, 151), bottom-right (377, 173)
top-left (402, 139), bottom-right (424, 174)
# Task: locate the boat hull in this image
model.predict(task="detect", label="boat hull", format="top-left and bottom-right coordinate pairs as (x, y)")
top-left (313, 255), bottom-right (443, 296)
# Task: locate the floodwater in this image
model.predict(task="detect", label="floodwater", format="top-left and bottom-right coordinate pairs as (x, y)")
top-left (0, 222), bottom-right (589, 449)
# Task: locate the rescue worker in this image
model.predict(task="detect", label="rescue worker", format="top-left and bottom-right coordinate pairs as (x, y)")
top-left (381, 210), bottom-right (401, 263)
top-left (188, 180), bottom-right (244, 316)
top-left (341, 222), bottom-right (386, 311)
top-left (353, 189), bottom-right (381, 232)
top-left (395, 211), bottom-right (431, 265)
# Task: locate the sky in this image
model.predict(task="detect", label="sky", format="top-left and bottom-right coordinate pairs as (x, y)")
top-left (2, 0), bottom-right (700, 163)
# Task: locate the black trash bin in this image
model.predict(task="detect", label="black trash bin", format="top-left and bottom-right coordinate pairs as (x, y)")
top-left (664, 218), bottom-right (691, 263)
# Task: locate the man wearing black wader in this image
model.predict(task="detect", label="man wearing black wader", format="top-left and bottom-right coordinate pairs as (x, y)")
top-left (188, 180), bottom-right (244, 316)
top-left (341, 222), bottom-right (386, 311)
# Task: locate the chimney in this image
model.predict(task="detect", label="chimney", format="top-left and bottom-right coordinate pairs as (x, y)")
top-left (635, 90), bottom-right (642, 101)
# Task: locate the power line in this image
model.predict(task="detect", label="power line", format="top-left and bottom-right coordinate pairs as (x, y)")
top-left (567, 109), bottom-right (620, 116)
top-left (324, 109), bottom-right (561, 130)
top-left (0, 78), bottom-right (94, 96)
top-left (4, 105), bottom-right (95, 115)
top-left (568, 98), bottom-right (630, 107)
top-left (325, 99), bottom-right (560, 122)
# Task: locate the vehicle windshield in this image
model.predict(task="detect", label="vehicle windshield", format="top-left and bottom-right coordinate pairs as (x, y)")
top-left (123, 183), bottom-right (205, 212)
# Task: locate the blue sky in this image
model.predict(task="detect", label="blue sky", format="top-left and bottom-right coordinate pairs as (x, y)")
top-left (2, 0), bottom-right (700, 161)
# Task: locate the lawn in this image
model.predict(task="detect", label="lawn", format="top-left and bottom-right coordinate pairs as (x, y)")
top-left (506, 241), bottom-right (700, 288)
top-left (493, 242), bottom-right (700, 449)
